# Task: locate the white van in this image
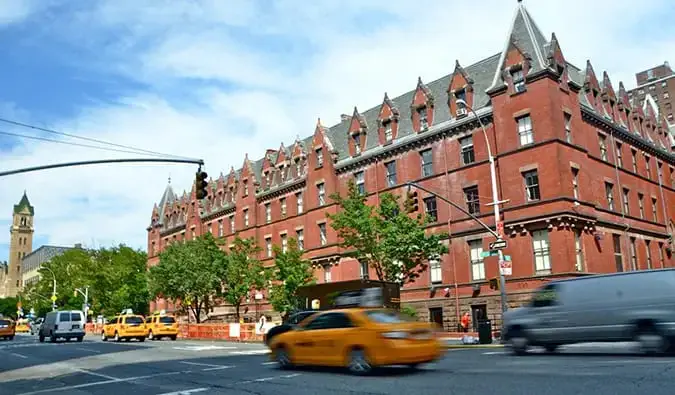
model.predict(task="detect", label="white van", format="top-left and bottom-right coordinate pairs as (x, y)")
top-left (39, 310), bottom-right (86, 343)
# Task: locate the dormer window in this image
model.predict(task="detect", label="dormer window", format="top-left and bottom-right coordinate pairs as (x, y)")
top-left (383, 120), bottom-right (393, 143)
top-left (280, 165), bottom-right (286, 182)
top-left (315, 148), bottom-right (324, 168)
top-left (353, 133), bottom-right (362, 155)
top-left (265, 172), bottom-right (271, 187)
top-left (455, 89), bottom-right (466, 103)
top-left (511, 69), bottom-right (526, 93)
top-left (417, 107), bottom-right (428, 130)
top-left (243, 180), bottom-right (249, 196)
top-left (295, 159), bottom-right (302, 176)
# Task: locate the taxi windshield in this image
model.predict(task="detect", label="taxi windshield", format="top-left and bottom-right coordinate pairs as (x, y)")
top-left (125, 316), bottom-right (143, 325)
top-left (363, 309), bottom-right (411, 323)
top-left (159, 316), bottom-right (176, 324)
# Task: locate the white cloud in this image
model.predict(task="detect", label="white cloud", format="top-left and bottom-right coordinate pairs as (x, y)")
top-left (1, 0), bottom-right (673, 256)
top-left (0, 0), bottom-right (43, 26)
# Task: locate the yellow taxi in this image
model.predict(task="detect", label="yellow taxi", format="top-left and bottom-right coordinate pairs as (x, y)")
top-left (15, 319), bottom-right (30, 333)
top-left (268, 308), bottom-right (443, 374)
top-left (101, 310), bottom-right (147, 342)
top-left (0, 317), bottom-right (16, 341)
top-left (144, 311), bottom-right (178, 341)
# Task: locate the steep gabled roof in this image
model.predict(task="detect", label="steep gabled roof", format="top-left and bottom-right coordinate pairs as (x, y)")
top-left (14, 191), bottom-right (34, 216)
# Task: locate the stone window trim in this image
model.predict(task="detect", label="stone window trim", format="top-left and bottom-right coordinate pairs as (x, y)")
top-left (314, 179), bottom-right (325, 185)
top-left (512, 108), bottom-right (531, 119)
top-left (263, 233), bottom-right (273, 239)
top-left (295, 226), bottom-right (304, 231)
top-left (603, 178), bottom-right (614, 185)
top-left (316, 219), bottom-right (327, 225)
top-left (279, 230), bottom-right (288, 236)
top-left (241, 205), bottom-right (250, 210)
top-left (519, 164), bottom-right (538, 173)
top-left (597, 130), bottom-right (608, 138)
top-left (569, 161), bottom-right (580, 170)
top-left (190, 225), bottom-right (196, 229)
top-left (462, 181), bottom-right (479, 189)
top-left (562, 107), bottom-right (573, 116)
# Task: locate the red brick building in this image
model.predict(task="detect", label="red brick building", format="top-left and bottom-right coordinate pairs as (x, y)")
top-left (146, 1), bottom-right (675, 330)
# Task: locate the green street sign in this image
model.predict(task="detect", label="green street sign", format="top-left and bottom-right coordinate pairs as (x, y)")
top-left (481, 251), bottom-right (499, 258)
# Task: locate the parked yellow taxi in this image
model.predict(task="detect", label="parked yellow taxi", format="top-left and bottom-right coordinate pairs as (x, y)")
top-left (15, 318), bottom-right (30, 333)
top-left (0, 318), bottom-right (16, 340)
top-left (268, 308), bottom-right (442, 374)
top-left (101, 311), bottom-right (147, 342)
top-left (145, 311), bottom-right (178, 341)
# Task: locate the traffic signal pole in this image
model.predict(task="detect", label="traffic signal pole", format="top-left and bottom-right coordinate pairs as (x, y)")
top-left (0, 157), bottom-right (205, 178)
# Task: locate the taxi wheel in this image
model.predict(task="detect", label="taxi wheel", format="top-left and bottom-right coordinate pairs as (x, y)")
top-left (170, 335), bottom-right (177, 341)
top-left (347, 349), bottom-right (372, 375)
top-left (138, 337), bottom-right (145, 342)
top-left (148, 331), bottom-right (154, 341)
top-left (8, 336), bottom-right (14, 341)
top-left (101, 332), bottom-right (107, 342)
top-left (275, 346), bottom-right (293, 369)
top-left (114, 332), bottom-right (121, 342)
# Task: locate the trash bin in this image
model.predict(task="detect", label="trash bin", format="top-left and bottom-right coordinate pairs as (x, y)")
top-left (477, 319), bottom-right (492, 344)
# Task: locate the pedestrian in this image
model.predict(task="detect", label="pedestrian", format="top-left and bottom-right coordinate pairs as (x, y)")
top-left (460, 312), bottom-right (471, 333)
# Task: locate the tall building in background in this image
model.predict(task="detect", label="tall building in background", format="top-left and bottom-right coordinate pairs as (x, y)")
top-left (1, 192), bottom-right (35, 298)
top-left (628, 62), bottom-right (675, 124)
top-left (146, 1), bottom-right (675, 329)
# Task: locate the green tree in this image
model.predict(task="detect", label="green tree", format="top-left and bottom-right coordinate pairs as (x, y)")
top-left (221, 237), bottom-right (267, 320)
top-left (328, 180), bottom-right (448, 285)
top-left (269, 238), bottom-right (315, 316)
top-left (148, 233), bottom-right (224, 323)
top-left (0, 297), bottom-right (19, 319)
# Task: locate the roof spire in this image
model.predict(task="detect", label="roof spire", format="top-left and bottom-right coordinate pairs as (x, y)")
top-left (168, 174), bottom-right (171, 184)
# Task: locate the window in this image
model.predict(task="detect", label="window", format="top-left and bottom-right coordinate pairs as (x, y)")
top-left (265, 237), bottom-right (272, 257)
top-left (574, 231), bottom-right (584, 271)
top-left (464, 186), bottom-right (480, 215)
top-left (420, 149), bottom-right (433, 177)
top-left (658, 243), bottom-right (665, 268)
top-left (511, 69), bottom-right (525, 92)
top-left (629, 238), bottom-right (637, 271)
top-left (243, 180), bottom-right (249, 196)
top-left (613, 234), bottom-right (623, 272)
top-left (383, 121), bottom-right (393, 142)
top-left (564, 113), bottom-right (572, 143)
top-left (296, 229), bottom-right (304, 250)
top-left (631, 149), bottom-right (638, 172)
top-left (359, 262), bottom-right (368, 279)
top-left (229, 215), bottom-right (235, 233)
top-left (622, 188), bottom-right (630, 215)
top-left (605, 182), bottom-right (614, 210)
top-left (319, 223), bottom-right (327, 246)
top-left (662, 81), bottom-right (668, 88)
top-left (598, 134), bottom-right (608, 161)
top-left (615, 142), bottom-right (623, 167)
top-left (280, 198), bottom-right (287, 217)
top-left (638, 193), bottom-right (645, 218)
top-left (423, 196), bottom-right (438, 222)
top-left (460, 136), bottom-right (475, 165)
top-left (217, 220), bottom-right (224, 236)
top-left (324, 265), bottom-right (332, 282)
top-left (531, 283), bottom-right (558, 308)
top-left (532, 230), bottom-right (551, 273)
top-left (645, 240), bottom-right (652, 269)
top-left (385, 161), bottom-right (397, 187)
top-left (571, 168), bottom-right (579, 200)
top-left (651, 198), bottom-right (658, 221)
top-left (469, 240), bottom-right (485, 280)
top-left (265, 203), bottom-right (271, 223)
top-left (418, 107), bottom-right (428, 129)
top-left (657, 162), bottom-right (663, 182)
top-left (296, 192), bottom-right (303, 214)
top-left (191, 229), bottom-right (196, 240)
top-left (281, 234), bottom-right (288, 253)
top-left (523, 170), bottom-right (540, 201)
top-left (455, 89), bottom-right (466, 103)
top-left (295, 159), bottom-right (302, 177)
top-left (353, 133), bottom-right (361, 155)
top-left (243, 209), bottom-right (249, 227)
top-left (517, 116), bottom-right (534, 146)
top-left (429, 256), bottom-right (442, 284)
top-left (315, 148), bottom-right (323, 168)
top-left (317, 183), bottom-right (326, 205)
top-left (645, 155), bottom-right (651, 179)
top-left (354, 171), bottom-right (365, 195)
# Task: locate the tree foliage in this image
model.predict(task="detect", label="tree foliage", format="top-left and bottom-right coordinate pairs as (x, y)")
top-left (328, 180), bottom-right (448, 284)
top-left (220, 237), bottom-right (267, 320)
top-left (0, 297), bottom-right (19, 319)
top-left (148, 233), bottom-right (224, 323)
top-left (269, 237), bottom-right (315, 316)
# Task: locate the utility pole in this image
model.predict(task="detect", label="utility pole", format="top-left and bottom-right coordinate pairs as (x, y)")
top-left (0, 157), bottom-right (204, 178)
top-left (75, 287), bottom-right (89, 318)
top-left (40, 266), bottom-right (58, 311)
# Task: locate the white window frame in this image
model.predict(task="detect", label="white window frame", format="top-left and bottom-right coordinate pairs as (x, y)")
top-left (429, 256), bottom-right (442, 284)
top-left (296, 192), bottom-right (303, 214)
top-left (517, 116), bottom-right (534, 146)
top-left (265, 238), bottom-right (272, 257)
top-left (281, 234), bottom-right (288, 253)
top-left (265, 203), bottom-right (271, 223)
top-left (317, 183), bottom-right (325, 206)
top-left (532, 230), bottom-right (551, 273)
top-left (319, 223), bottom-right (327, 246)
top-left (469, 240), bottom-right (485, 281)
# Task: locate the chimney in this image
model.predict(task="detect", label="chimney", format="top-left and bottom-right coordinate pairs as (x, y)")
top-left (74, 243), bottom-right (82, 249)
top-left (340, 114), bottom-right (351, 122)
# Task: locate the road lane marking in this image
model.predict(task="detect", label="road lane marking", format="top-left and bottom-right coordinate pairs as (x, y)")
top-left (482, 351), bottom-right (507, 355)
top-left (179, 361), bottom-right (225, 368)
top-left (229, 350), bottom-right (270, 355)
top-left (75, 347), bottom-right (101, 353)
top-left (75, 368), bottom-right (119, 381)
top-left (9, 352), bottom-right (28, 359)
top-left (173, 345), bottom-right (237, 351)
top-left (16, 370), bottom-right (190, 395)
top-left (202, 365), bottom-right (235, 371)
top-left (261, 361), bottom-right (277, 365)
top-left (239, 373), bottom-right (301, 384)
top-left (156, 388), bottom-right (209, 395)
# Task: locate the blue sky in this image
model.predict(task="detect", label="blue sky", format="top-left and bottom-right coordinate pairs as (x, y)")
top-left (1, 0), bottom-right (674, 263)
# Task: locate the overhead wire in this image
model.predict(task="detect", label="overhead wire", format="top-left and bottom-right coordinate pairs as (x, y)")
top-left (0, 117), bottom-right (197, 160)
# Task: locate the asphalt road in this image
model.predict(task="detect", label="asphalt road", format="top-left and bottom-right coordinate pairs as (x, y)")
top-left (1, 333), bottom-right (674, 394)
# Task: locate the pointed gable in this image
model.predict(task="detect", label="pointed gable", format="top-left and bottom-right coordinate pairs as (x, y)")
top-left (312, 118), bottom-right (336, 167)
top-left (13, 191), bottom-right (34, 216)
top-left (448, 60), bottom-right (475, 118)
top-left (488, 0), bottom-right (547, 92)
top-left (348, 106), bottom-right (367, 156)
top-left (601, 71), bottom-right (617, 102)
top-left (411, 77), bottom-right (434, 133)
top-left (377, 92), bottom-right (400, 144)
top-left (618, 82), bottom-right (631, 111)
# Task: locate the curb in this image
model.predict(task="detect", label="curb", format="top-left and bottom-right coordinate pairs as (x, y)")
top-left (444, 344), bottom-right (504, 349)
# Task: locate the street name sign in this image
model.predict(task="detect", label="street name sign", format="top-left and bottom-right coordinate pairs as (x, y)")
top-left (489, 239), bottom-right (507, 250)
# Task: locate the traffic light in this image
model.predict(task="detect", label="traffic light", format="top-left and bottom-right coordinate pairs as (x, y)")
top-left (405, 189), bottom-right (419, 213)
top-left (195, 170), bottom-right (208, 200)
top-left (489, 277), bottom-right (500, 291)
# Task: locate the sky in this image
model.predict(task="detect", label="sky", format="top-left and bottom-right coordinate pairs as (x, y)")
top-left (0, 0), bottom-right (674, 261)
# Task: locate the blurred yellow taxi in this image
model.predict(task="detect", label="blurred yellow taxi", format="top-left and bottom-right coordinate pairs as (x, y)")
top-left (0, 318), bottom-right (16, 340)
top-left (268, 308), bottom-right (442, 374)
top-left (144, 311), bottom-right (178, 341)
top-left (15, 319), bottom-right (30, 333)
top-left (101, 310), bottom-right (147, 342)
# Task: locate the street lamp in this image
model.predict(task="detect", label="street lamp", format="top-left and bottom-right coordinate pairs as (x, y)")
top-left (74, 287), bottom-right (89, 319)
top-left (40, 265), bottom-right (57, 311)
top-left (456, 99), bottom-right (508, 314)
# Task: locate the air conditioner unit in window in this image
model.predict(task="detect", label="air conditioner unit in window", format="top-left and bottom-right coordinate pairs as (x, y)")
top-left (456, 107), bottom-right (468, 117)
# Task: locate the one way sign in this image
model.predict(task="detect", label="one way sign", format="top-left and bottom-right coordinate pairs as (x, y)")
top-left (489, 239), bottom-right (508, 250)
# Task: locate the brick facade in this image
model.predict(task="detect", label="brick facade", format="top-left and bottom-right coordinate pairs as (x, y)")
top-left (146, 2), bottom-right (675, 330)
